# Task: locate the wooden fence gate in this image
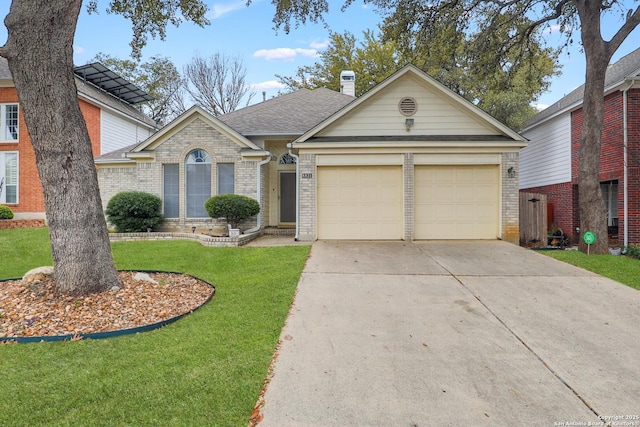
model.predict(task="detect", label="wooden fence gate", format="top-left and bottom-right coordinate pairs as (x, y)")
top-left (519, 192), bottom-right (547, 247)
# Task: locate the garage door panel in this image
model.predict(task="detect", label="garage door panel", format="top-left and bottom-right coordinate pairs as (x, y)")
top-left (415, 165), bottom-right (498, 239)
top-left (318, 166), bottom-right (402, 240)
top-left (474, 187), bottom-right (495, 201)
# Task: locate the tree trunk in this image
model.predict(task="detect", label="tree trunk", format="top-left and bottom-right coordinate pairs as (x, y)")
top-left (575, 2), bottom-right (613, 254)
top-left (2, 0), bottom-right (122, 295)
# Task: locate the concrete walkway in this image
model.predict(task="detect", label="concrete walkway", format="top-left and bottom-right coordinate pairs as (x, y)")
top-left (257, 241), bottom-right (640, 426)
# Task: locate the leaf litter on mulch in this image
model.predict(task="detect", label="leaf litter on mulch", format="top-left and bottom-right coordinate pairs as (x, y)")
top-left (0, 271), bottom-right (213, 339)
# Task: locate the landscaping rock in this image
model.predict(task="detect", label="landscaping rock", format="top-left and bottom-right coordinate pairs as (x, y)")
top-left (133, 272), bottom-right (158, 285)
top-left (22, 266), bottom-right (55, 285)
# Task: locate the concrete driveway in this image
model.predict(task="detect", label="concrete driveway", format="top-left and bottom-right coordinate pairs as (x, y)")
top-left (257, 241), bottom-right (640, 427)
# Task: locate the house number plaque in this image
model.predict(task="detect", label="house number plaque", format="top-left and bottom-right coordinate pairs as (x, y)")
top-left (301, 173), bottom-right (313, 179)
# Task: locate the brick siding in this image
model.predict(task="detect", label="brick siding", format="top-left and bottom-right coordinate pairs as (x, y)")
top-left (527, 88), bottom-right (640, 244)
top-left (0, 88), bottom-right (102, 216)
top-left (502, 152), bottom-right (520, 244)
top-left (296, 153), bottom-right (316, 241)
top-left (98, 117), bottom-right (261, 233)
top-left (572, 89), bottom-right (640, 244)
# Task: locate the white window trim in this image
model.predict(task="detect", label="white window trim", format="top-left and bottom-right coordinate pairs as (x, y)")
top-left (0, 103), bottom-right (19, 143)
top-left (0, 151), bottom-right (19, 204)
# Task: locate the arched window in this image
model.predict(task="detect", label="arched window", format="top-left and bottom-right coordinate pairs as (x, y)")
top-left (279, 153), bottom-right (297, 165)
top-left (186, 149), bottom-right (211, 218)
top-left (188, 150), bottom-right (210, 164)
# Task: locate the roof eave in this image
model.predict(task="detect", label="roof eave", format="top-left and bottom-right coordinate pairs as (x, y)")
top-left (94, 158), bottom-right (137, 165)
top-left (291, 140), bottom-right (527, 150)
top-left (525, 74), bottom-right (640, 130)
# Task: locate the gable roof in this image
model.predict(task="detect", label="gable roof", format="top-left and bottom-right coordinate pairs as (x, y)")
top-left (524, 46), bottom-right (640, 130)
top-left (128, 105), bottom-right (264, 155)
top-left (218, 87), bottom-right (354, 136)
top-left (294, 64), bottom-right (525, 145)
top-left (0, 58), bottom-right (156, 129)
top-left (94, 143), bottom-right (139, 164)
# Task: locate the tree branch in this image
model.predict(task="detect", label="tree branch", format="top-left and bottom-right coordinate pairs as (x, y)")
top-left (608, 5), bottom-right (640, 55)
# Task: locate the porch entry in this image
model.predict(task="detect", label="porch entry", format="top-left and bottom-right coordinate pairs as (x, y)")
top-left (279, 171), bottom-right (296, 223)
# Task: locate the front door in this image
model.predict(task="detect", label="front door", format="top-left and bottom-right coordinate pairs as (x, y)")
top-left (280, 171), bottom-right (296, 223)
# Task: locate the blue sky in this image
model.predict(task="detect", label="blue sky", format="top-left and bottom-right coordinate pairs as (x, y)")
top-left (1, 0), bottom-right (639, 110)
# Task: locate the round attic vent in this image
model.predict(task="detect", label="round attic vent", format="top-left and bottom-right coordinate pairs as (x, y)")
top-left (398, 97), bottom-right (417, 116)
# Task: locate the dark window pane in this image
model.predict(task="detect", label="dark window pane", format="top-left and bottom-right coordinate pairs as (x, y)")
top-left (187, 163), bottom-right (211, 217)
top-left (217, 163), bottom-right (234, 194)
top-left (163, 164), bottom-right (179, 218)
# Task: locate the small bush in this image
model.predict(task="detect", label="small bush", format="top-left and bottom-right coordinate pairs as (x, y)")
top-left (0, 205), bottom-right (14, 220)
top-left (626, 244), bottom-right (640, 259)
top-left (205, 194), bottom-right (260, 229)
top-left (105, 191), bottom-right (164, 233)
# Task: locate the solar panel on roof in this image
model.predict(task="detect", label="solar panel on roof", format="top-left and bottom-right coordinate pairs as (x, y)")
top-left (73, 62), bottom-right (153, 104)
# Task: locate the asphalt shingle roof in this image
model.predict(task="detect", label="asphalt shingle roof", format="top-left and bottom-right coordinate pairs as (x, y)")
top-left (525, 47), bottom-right (640, 129)
top-left (219, 87), bottom-right (354, 136)
top-left (0, 58), bottom-right (11, 80)
top-left (95, 143), bottom-right (138, 163)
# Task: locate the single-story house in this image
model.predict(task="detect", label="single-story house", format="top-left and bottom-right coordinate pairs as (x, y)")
top-left (96, 64), bottom-right (526, 243)
top-left (520, 47), bottom-right (640, 246)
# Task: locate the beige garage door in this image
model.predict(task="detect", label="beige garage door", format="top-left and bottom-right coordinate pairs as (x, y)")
top-left (317, 166), bottom-right (403, 240)
top-left (414, 165), bottom-right (499, 239)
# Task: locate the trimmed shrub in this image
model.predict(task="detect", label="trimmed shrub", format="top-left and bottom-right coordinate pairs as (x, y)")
top-left (0, 205), bottom-right (14, 220)
top-left (205, 194), bottom-right (260, 229)
top-left (105, 191), bottom-right (164, 233)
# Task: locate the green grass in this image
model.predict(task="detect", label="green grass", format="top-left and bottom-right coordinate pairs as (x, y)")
top-left (0, 227), bottom-right (311, 426)
top-left (542, 249), bottom-right (640, 290)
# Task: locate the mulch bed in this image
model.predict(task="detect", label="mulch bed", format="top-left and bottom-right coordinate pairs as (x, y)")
top-left (0, 271), bottom-right (214, 340)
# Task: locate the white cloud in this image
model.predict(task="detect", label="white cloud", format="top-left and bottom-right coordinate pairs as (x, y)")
top-left (535, 103), bottom-right (548, 111)
top-left (74, 46), bottom-right (86, 55)
top-left (251, 80), bottom-right (286, 92)
top-left (295, 48), bottom-right (320, 58)
top-left (309, 39), bottom-right (329, 50)
top-left (253, 47), bottom-right (320, 61)
top-left (209, 0), bottom-right (246, 19)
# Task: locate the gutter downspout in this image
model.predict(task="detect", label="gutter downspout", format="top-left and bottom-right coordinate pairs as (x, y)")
top-left (622, 78), bottom-right (640, 248)
top-left (244, 153), bottom-right (272, 234)
top-left (287, 144), bottom-right (300, 241)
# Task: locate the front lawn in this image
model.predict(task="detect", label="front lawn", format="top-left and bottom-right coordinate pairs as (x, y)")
top-left (0, 227), bottom-right (310, 426)
top-left (542, 249), bottom-right (640, 290)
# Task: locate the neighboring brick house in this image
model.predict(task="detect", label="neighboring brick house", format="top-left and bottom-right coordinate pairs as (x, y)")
top-left (96, 65), bottom-right (526, 243)
top-left (520, 47), bottom-right (640, 246)
top-left (0, 59), bottom-right (157, 220)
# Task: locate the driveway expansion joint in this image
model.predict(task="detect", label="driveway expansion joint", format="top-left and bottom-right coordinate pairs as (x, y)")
top-left (427, 253), bottom-right (603, 421)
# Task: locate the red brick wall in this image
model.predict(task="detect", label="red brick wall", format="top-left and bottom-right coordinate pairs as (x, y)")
top-left (0, 87), bottom-right (44, 214)
top-left (570, 88), bottom-right (640, 244)
top-left (80, 99), bottom-right (101, 156)
top-left (626, 88), bottom-right (640, 243)
top-left (0, 87), bottom-right (102, 214)
top-left (571, 91), bottom-right (625, 182)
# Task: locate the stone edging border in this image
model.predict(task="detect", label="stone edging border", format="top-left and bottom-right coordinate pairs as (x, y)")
top-left (0, 270), bottom-right (215, 344)
top-left (0, 219), bottom-right (46, 230)
top-left (108, 231), bottom-right (261, 247)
